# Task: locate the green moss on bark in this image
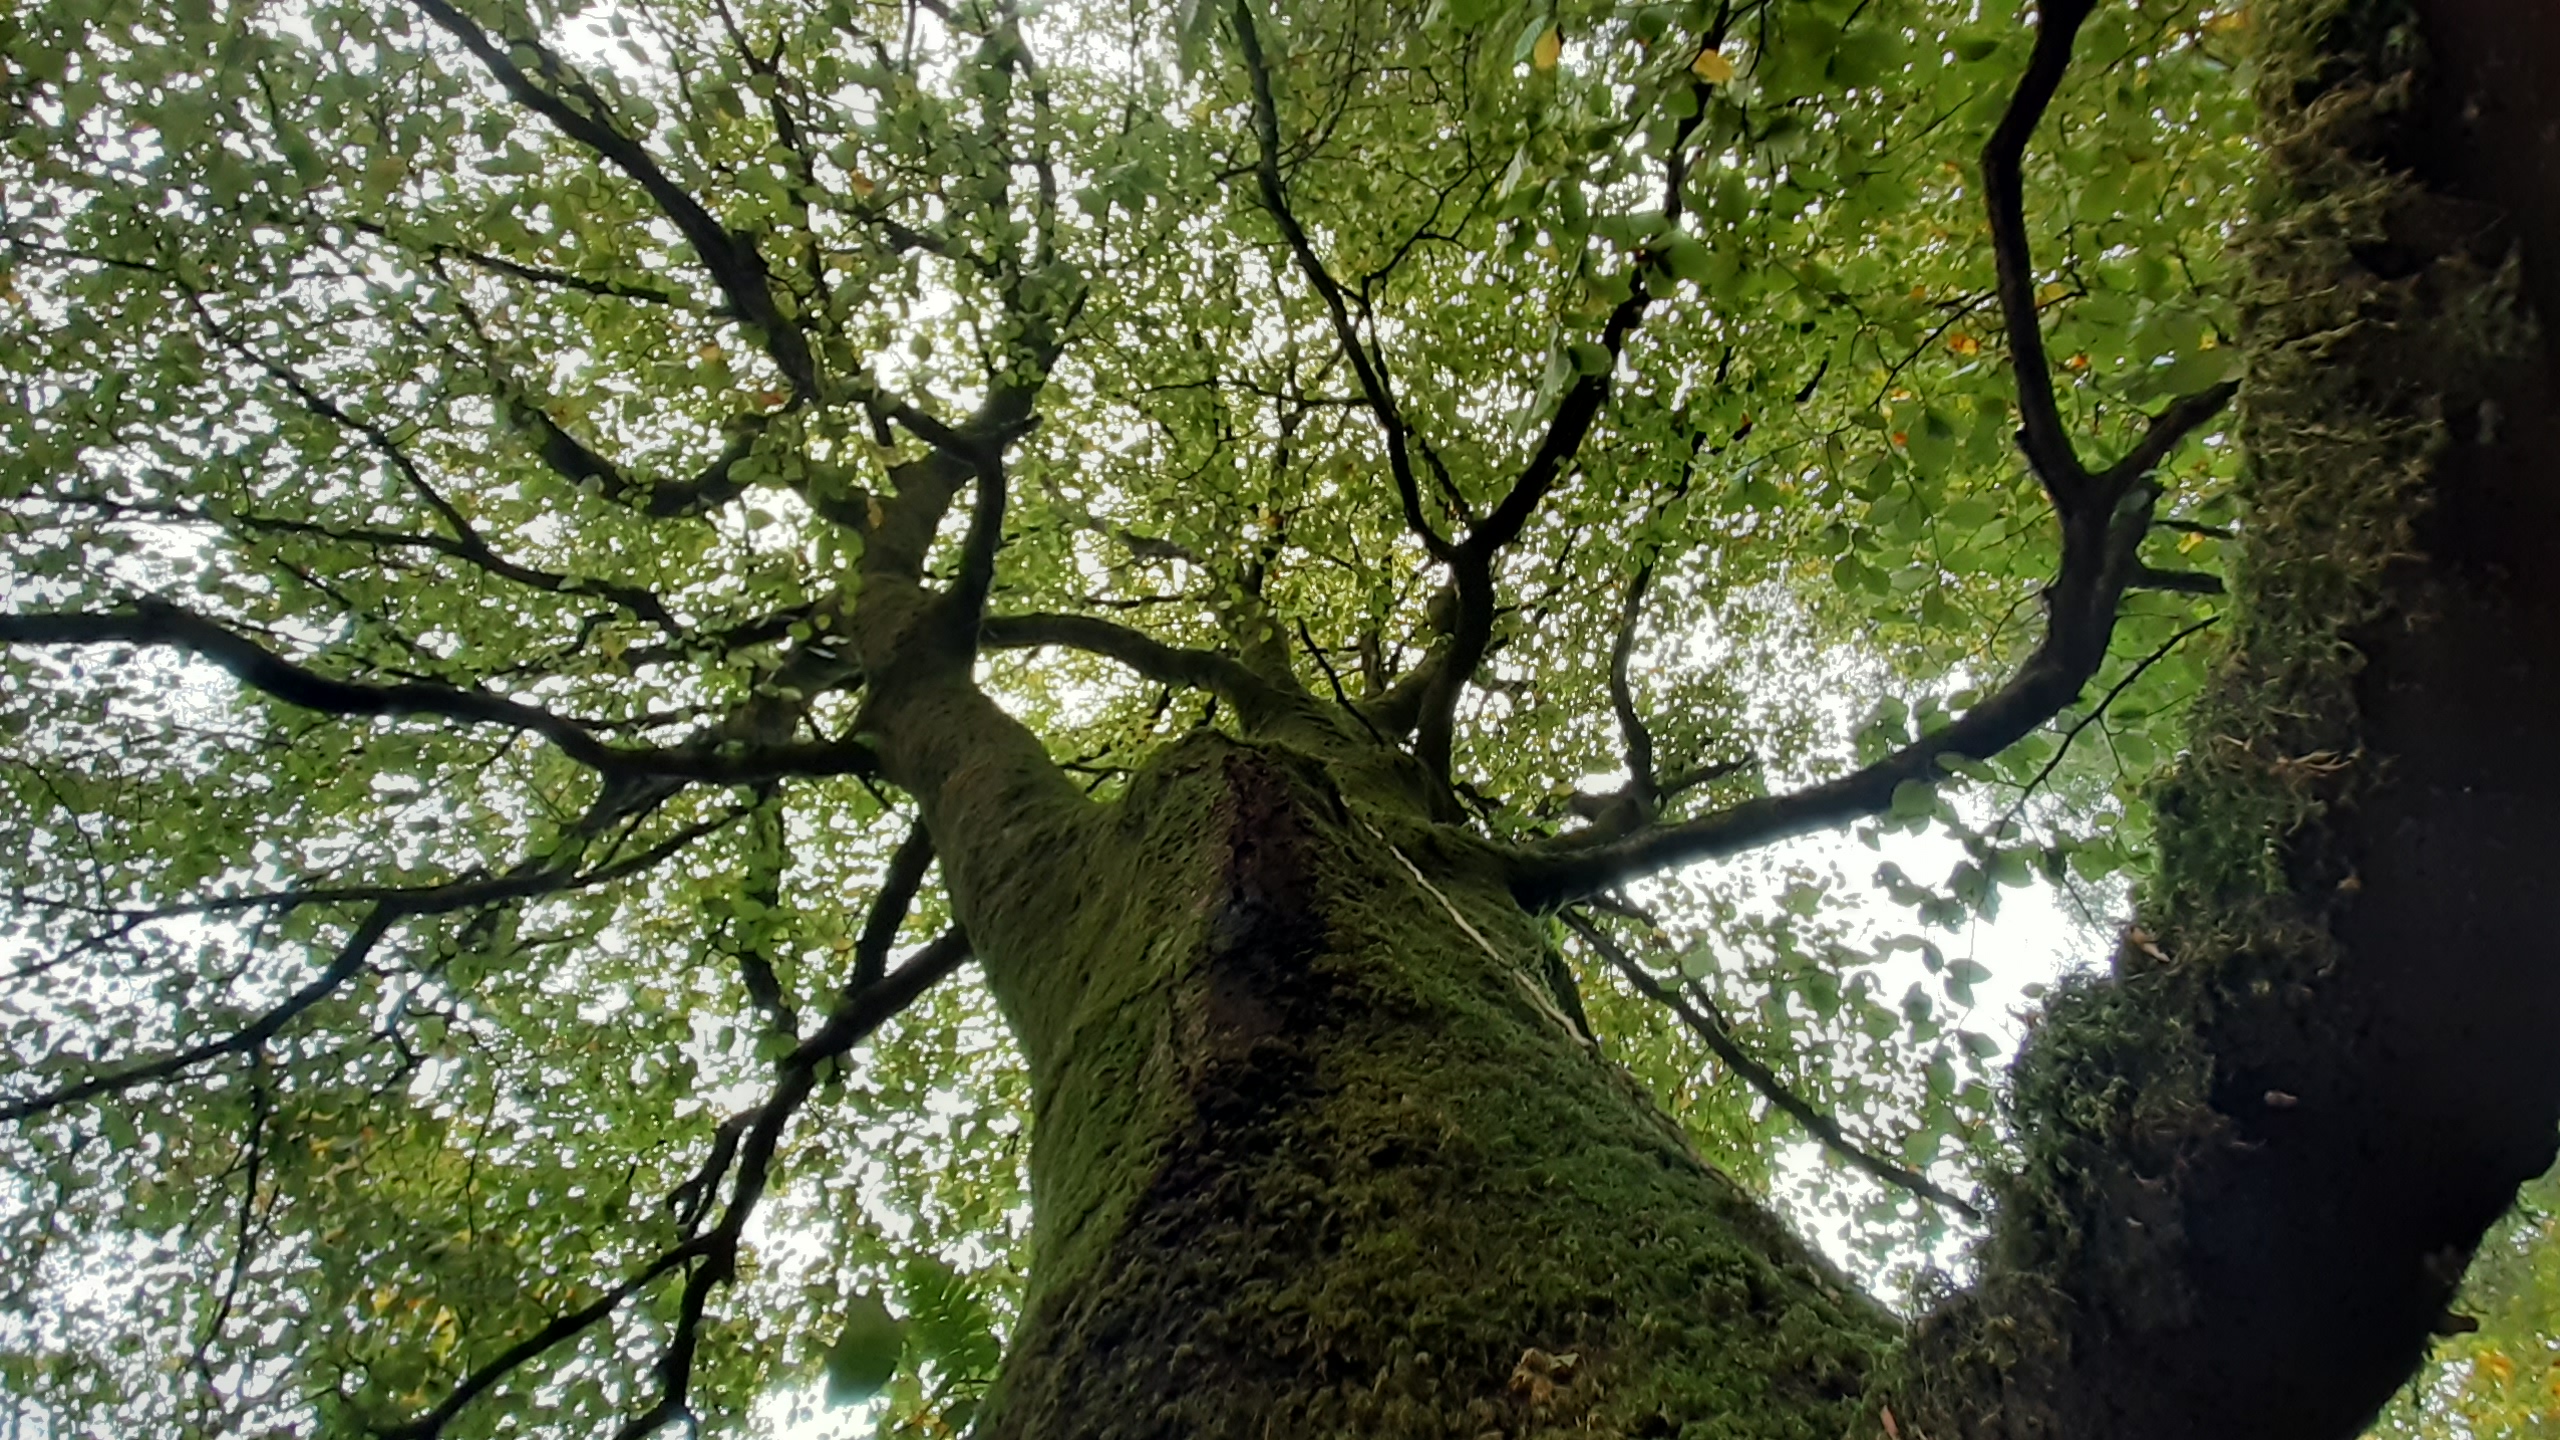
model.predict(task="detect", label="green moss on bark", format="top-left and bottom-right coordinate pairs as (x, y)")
top-left (970, 730), bottom-right (1894, 1440)
top-left (1892, 1), bottom-right (2543, 1432)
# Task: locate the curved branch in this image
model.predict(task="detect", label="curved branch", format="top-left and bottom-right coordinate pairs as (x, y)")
top-left (1507, 0), bottom-right (2239, 907)
top-left (1563, 911), bottom-right (1983, 1221)
top-left (1984, 0), bottom-right (2101, 496)
top-left (1, 601), bottom-right (619, 762)
top-left (0, 904), bottom-right (399, 1124)
top-left (185, 311), bottom-right (684, 628)
top-left (381, 1240), bottom-right (710, 1440)
top-left (980, 610), bottom-right (1294, 716)
top-left (1607, 563), bottom-right (1660, 803)
top-left (408, 0), bottom-right (817, 400)
top-left (0, 601), bottom-right (881, 785)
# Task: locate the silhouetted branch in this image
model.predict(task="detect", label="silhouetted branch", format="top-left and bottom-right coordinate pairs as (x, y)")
top-left (0, 905), bottom-right (399, 1124)
top-left (387, 930), bottom-right (968, 1440)
top-left (1230, 0), bottom-right (1453, 564)
top-left (0, 601), bottom-right (882, 786)
top-left (980, 610), bottom-right (1294, 717)
top-left (2132, 565), bottom-right (2225, 596)
top-left (1608, 564), bottom-right (1661, 803)
top-left (1564, 912), bottom-right (1983, 1221)
top-left (188, 308), bottom-right (683, 628)
top-left (1996, 614), bottom-right (2219, 833)
top-left (851, 821), bottom-right (933, 990)
top-left (0, 810), bottom-right (746, 1123)
top-left (409, 0), bottom-right (817, 399)
top-left (1507, 0), bottom-right (2238, 907)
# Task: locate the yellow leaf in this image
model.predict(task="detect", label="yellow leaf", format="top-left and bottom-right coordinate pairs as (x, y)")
top-left (1532, 26), bottom-right (1562, 71)
top-left (2482, 1351), bottom-right (2517, 1384)
top-left (1947, 333), bottom-right (1980, 357)
top-left (1690, 47), bottom-right (1735, 83)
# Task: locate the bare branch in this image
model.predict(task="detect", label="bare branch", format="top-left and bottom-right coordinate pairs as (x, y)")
top-left (614, 930), bottom-right (969, 1437)
top-left (2131, 565), bottom-right (2225, 596)
top-left (187, 309), bottom-right (683, 628)
top-left (512, 401), bottom-right (772, 520)
top-left (381, 1241), bottom-right (709, 1440)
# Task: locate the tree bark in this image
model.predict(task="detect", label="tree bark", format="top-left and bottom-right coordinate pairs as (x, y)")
top-left (954, 729), bottom-right (1893, 1440)
top-left (1896, 2), bottom-right (2560, 1435)
top-left (850, 5), bottom-right (2560, 1437)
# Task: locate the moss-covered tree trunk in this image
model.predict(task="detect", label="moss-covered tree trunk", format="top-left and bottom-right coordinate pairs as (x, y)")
top-left (886, 688), bottom-right (1893, 1438)
top-left (835, 491), bottom-right (1898, 1437)
top-left (833, 3), bottom-right (2560, 1437)
top-left (1896, 1), bottom-right (2560, 1435)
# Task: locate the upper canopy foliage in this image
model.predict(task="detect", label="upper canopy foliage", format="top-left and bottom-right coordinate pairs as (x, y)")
top-left (0, 0), bottom-right (2250, 1432)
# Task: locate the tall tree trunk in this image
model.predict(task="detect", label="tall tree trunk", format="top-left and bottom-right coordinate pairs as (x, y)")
top-left (853, 4), bottom-right (2560, 1437)
top-left (950, 729), bottom-right (1892, 1440)
top-left (1899, 1), bottom-right (2560, 1435)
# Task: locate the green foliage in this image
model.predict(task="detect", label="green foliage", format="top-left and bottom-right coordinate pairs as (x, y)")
top-left (0, 0), bottom-right (2253, 1431)
top-left (2371, 1165), bottom-right (2560, 1440)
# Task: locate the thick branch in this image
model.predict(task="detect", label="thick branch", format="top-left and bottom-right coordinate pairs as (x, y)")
top-left (1983, 0), bottom-right (2101, 496)
top-left (1508, 0), bottom-right (2238, 906)
top-left (980, 611), bottom-right (1295, 718)
top-left (0, 601), bottom-right (880, 785)
top-left (850, 820), bottom-right (932, 989)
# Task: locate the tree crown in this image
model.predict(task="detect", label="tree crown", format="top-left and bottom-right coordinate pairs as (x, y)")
top-left (0, 0), bottom-right (2248, 1431)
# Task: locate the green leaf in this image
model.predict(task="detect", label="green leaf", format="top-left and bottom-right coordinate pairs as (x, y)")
top-left (822, 1292), bottom-right (906, 1407)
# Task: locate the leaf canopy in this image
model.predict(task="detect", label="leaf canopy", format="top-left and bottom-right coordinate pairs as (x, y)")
top-left (0, 0), bottom-right (2251, 1432)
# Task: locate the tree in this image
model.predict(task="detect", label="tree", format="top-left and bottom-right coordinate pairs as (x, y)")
top-left (2, 0), bottom-right (2553, 1433)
